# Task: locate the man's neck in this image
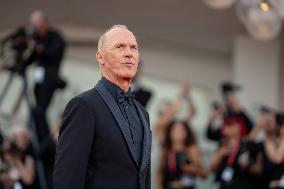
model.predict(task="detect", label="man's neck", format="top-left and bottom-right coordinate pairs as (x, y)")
top-left (103, 73), bottom-right (131, 92)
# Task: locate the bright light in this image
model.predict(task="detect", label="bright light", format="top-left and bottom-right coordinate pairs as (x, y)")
top-left (259, 2), bottom-right (270, 12)
top-left (202, 0), bottom-right (237, 10)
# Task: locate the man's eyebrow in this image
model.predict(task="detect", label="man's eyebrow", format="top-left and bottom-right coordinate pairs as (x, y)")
top-left (113, 42), bottom-right (126, 46)
top-left (113, 42), bottom-right (137, 47)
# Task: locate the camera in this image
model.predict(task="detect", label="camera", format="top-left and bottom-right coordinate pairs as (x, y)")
top-left (1, 27), bottom-right (28, 56)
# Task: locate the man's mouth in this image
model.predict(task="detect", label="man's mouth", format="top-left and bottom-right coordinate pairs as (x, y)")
top-left (122, 62), bottom-right (134, 66)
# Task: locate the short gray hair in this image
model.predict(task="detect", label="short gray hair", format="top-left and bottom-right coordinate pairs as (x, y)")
top-left (97, 25), bottom-right (128, 51)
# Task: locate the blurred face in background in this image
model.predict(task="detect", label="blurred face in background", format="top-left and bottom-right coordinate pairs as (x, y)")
top-left (97, 27), bottom-right (139, 81)
top-left (170, 122), bottom-right (188, 144)
top-left (29, 10), bottom-right (48, 36)
top-left (224, 92), bottom-right (240, 112)
top-left (12, 128), bottom-right (30, 151)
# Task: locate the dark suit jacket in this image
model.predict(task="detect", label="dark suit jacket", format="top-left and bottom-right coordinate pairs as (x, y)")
top-left (53, 81), bottom-right (151, 189)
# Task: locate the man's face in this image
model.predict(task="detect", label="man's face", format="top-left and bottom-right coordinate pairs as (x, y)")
top-left (97, 28), bottom-right (139, 80)
top-left (224, 92), bottom-right (240, 110)
top-left (29, 12), bottom-right (47, 35)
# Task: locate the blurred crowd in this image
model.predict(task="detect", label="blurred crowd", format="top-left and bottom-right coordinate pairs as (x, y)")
top-left (0, 119), bottom-right (61, 189)
top-left (0, 9), bottom-right (284, 189)
top-left (0, 10), bottom-right (65, 189)
top-left (154, 81), bottom-right (284, 189)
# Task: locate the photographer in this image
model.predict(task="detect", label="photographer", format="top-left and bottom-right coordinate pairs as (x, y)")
top-left (0, 27), bottom-right (29, 117)
top-left (210, 121), bottom-right (262, 189)
top-left (207, 82), bottom-right (253, 142)
top-left (0, 127), bottom-right (39, 189)
top-left (23, 10), bottom-right (66, 143)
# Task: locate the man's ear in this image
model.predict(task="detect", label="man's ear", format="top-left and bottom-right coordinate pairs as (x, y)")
top-left (96, 51), bottom-right (104, 65)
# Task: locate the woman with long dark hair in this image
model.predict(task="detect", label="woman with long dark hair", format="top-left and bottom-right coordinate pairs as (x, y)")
top-left (264, 113), bottom-right (284, 189)
top-left (157, 120), bottom-right (207, 189)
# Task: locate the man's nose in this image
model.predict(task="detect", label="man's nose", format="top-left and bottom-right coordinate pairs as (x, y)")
top-left (123, 47), bottom-right (134, 58)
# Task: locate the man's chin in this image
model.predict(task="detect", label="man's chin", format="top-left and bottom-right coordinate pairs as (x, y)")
top-left (119, 72), bottom-right (136, 81)
top-left (122, 75), bottom-right (135, 81)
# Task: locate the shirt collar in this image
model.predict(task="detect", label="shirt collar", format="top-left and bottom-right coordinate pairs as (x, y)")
top-left (100, 77), bottom-right (132, 100)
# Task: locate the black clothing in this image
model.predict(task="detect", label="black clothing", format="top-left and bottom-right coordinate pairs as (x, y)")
top-left (134, 87), bottom-right (152, 108)
top-left (162, 151), bottom-right (195, 189)
top-left (24, 28), bottom-right (65, 143)
top-left (19, 156), bottom-right (40, 189)
top-left (39, 136), bottom-right (57, 189)
top-left (253, 142), bottom-right (284, 189)
top-left (27, 28), bottom-right (65, 74)
top-left (215, 142), bottom-right (258, 189)
top-left (207, 110), bottom-right (253, 142)
top-left (54, 78), bottom-right (152, 189)
top-left (19, 143), bottom-right (40, 189)
top-left (101, 77), bottom-right (144, 164)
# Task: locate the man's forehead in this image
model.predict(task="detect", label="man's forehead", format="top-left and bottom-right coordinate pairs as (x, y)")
top-left (30, 11), bottom-right (45, 23)
top-left (105, 28), bottom-right (137, 45)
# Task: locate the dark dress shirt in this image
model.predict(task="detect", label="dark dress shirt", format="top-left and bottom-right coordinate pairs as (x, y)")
top-left (101, 77), bottom-right (144, 165)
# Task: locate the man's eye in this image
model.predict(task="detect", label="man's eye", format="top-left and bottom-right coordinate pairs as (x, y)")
top-left (131, 46), bottom-right (137, 50)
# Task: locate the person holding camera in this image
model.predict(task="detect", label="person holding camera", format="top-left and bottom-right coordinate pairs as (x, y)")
top-left (0, 127), bottom-right (39, 189)
top-left (210, 120), bottom-right (262, 189)
top-left (23, 10), bottom-right (66, 144)
top-left (207, 82), bottom-right (253, 143)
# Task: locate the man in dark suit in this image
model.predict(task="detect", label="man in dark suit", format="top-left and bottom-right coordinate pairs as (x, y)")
top-left (53, 25), bottom-right (152, 189)
top-left (24, 10), bottom-right (66, 144)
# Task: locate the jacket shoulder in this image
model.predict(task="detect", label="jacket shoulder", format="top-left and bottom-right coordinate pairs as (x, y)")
top-left (67, 88), bottom-right (101, 108)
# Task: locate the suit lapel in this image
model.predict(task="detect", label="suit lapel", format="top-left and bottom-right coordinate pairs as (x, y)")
top-left (134, 101), bottom-right (151, 173)
top-left (95, 82), bottom-right (138, 168)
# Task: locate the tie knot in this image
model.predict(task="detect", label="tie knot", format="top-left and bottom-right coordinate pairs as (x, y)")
top-left (117, 90), bottom-right (135, 104)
